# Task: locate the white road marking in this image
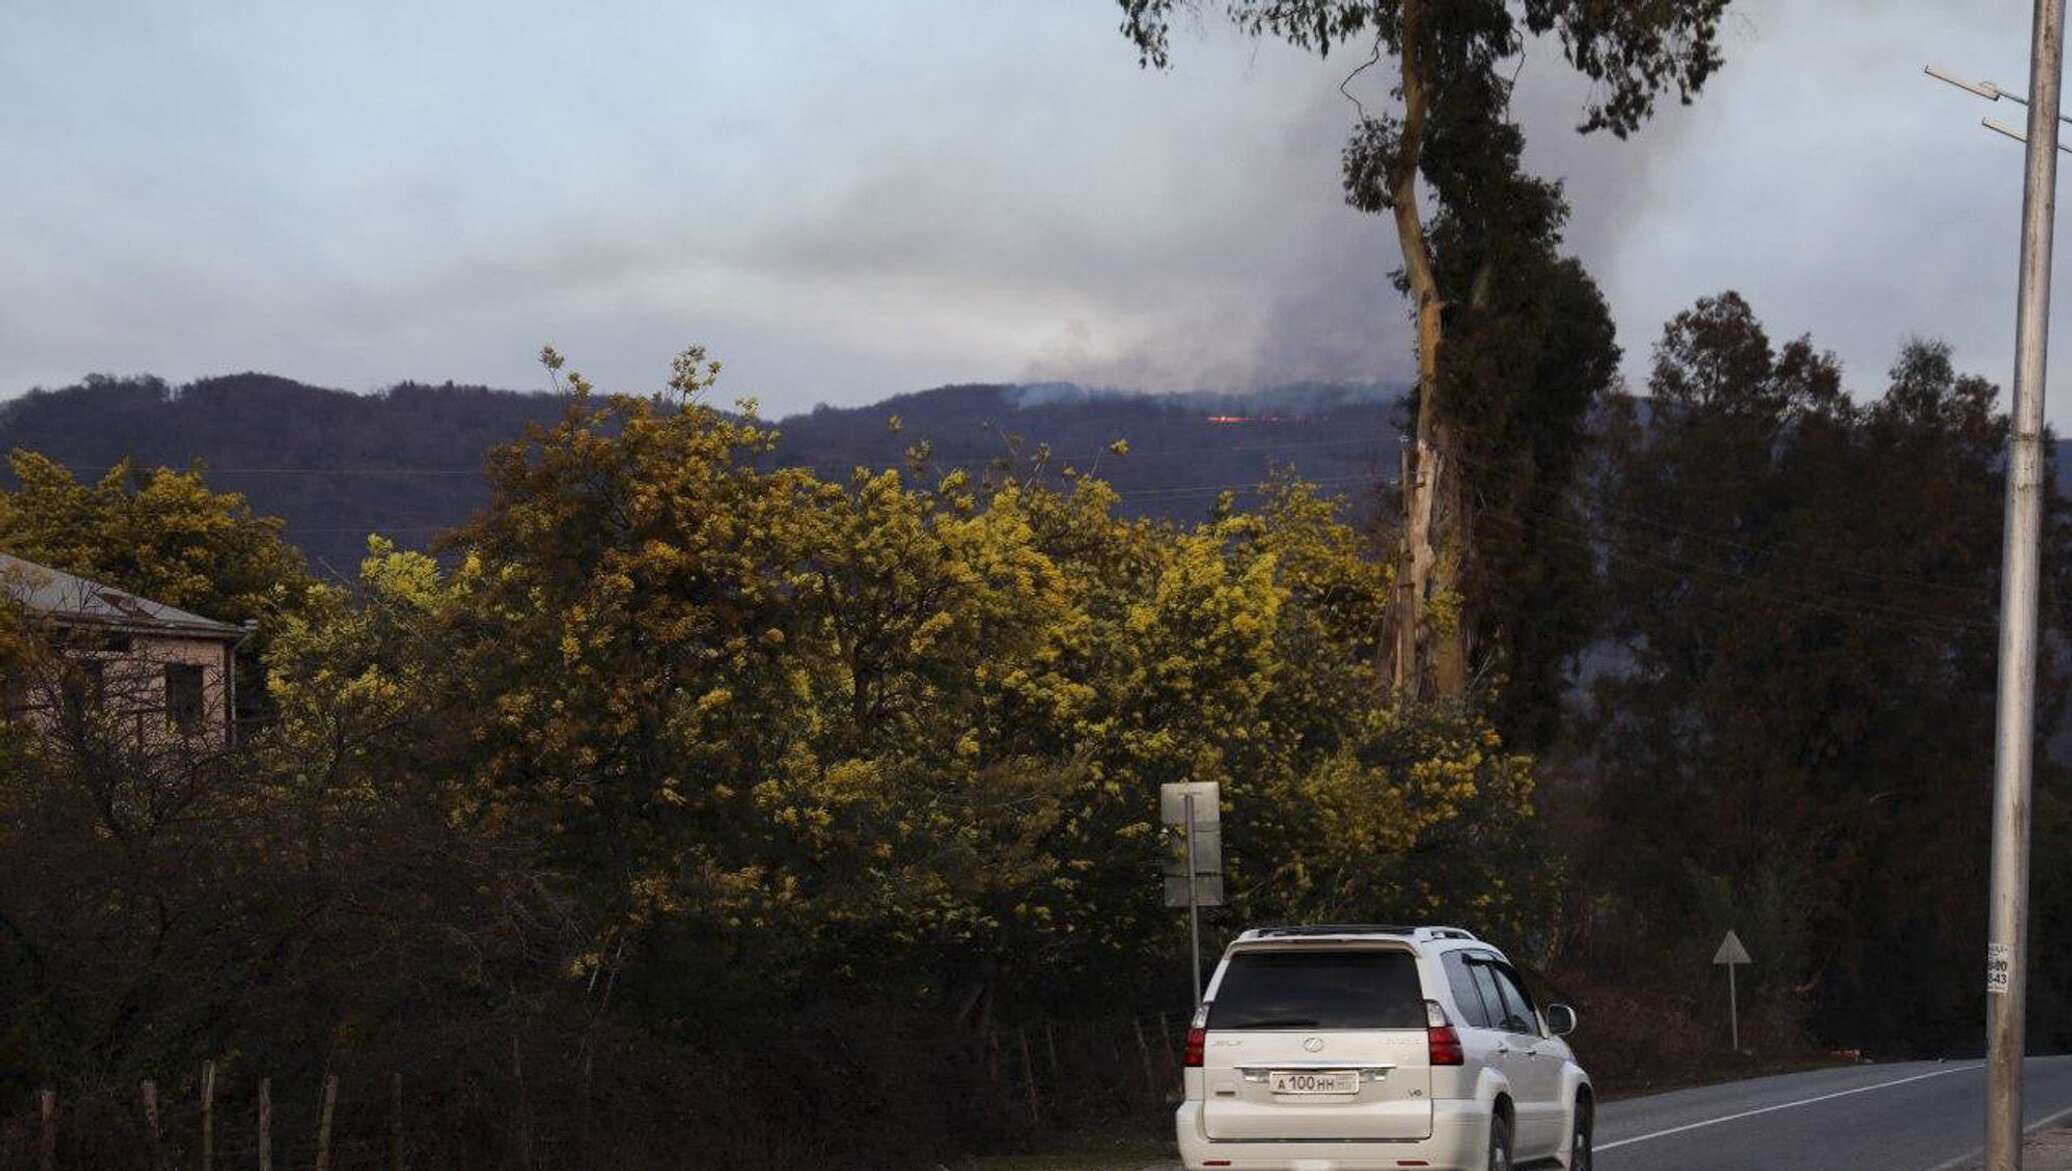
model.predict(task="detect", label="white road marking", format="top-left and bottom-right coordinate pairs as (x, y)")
top-left (1596, 1064), bottom-right (1982, 1152)
top-left (1923, 1101), bottom-right (2072, 1171)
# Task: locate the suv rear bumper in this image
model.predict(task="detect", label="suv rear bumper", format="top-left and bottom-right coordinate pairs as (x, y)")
top-left (1175, 1100), bottom-right (1491, 1171)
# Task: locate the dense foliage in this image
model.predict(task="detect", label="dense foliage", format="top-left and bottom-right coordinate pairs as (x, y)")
top-left (6, 293), bottom-right (2072, 1160)
top-left (0, 352), bottom-right (1542, 1168)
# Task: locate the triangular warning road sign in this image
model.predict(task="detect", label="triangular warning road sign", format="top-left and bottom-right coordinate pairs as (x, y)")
top-left (1713, 929), bottom-right (1752, 966)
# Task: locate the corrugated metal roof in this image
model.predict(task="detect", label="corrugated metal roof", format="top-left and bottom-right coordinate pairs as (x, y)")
top-left (0, 552), bottom-right (247, 639)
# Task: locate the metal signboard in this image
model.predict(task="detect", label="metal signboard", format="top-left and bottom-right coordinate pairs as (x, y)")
top-left (1159, 781), bottom-right (1223, 907)
top-left (1164, 875), bottom-right (1226, 907)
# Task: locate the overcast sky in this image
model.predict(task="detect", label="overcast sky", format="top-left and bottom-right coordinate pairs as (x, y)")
top-left (2, 0), bottom-right (2065, 422)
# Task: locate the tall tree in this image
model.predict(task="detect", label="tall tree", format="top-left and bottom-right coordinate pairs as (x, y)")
top-left (1119, 0), bottom-right (1728, 698)
top-left (1573, 294), bottom-right (2072, 1054)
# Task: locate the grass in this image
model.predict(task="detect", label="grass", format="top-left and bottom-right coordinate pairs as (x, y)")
top-left (953, 1117), bottom-right (1178, 1171)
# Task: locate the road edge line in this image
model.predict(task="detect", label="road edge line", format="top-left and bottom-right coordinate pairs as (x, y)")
top-left (1924, 1101), bottom-right (2072, 1171)
top-left (1595, 1064), bottom-right (1981, 1152)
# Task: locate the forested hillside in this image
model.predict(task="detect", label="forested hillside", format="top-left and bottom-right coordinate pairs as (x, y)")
top-left (0, 362), bottom-right (1498, 1169)
top-left (6, 303), bottom-right (2072, 1167)
top-left (0, 373), bottom-right (1404, 576)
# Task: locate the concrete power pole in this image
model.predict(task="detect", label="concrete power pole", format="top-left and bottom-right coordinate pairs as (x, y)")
top-left (1988, 1), bottom-right (2067, 1167)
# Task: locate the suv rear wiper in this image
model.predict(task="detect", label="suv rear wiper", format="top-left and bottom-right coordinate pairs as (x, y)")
top-left (1219, 1017), bottom-right (1321, 1028)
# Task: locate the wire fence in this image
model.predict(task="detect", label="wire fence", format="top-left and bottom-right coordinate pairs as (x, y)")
top-left (0, 1014), bottom-right (1191, 1171)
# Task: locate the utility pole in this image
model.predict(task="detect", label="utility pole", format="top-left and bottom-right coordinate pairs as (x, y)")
top-left (1932, 4), bottom-right (2069, 1166)
top-left (1986, 0), bottom-right (2062, 1145)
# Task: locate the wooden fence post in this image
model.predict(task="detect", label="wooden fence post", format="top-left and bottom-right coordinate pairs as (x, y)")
top-left (391, 1072), bottom-right (404, 1171)
top-left (1131, 1017), bottom-right (1158, 1100)
top-left (140, 1080), bottom-right (166, 1171)
top-left (313, 1074), bottom-right (338, 1171)
top-left (1158, 1011), bottom-right (1178, 1078)
top-left (1016, 1027), bottom-right (1040, 1127)
top-left (257, 1078), bottom-right (272, 1171)
top-left (200, 1059), bottom-right (216, 1171)
top-left (512, 1036), bottom-right (534, 1171)
top-left (37, 1089), bottom-right (55, 1171)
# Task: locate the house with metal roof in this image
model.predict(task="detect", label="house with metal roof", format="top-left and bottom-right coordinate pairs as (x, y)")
top-left (1, 552), bottom-right (252, 746)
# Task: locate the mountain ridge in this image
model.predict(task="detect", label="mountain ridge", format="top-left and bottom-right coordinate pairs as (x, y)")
top-left (0, 372), bottom-right (1408, 575)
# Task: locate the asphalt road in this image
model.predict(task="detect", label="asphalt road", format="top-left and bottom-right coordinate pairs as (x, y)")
top-left (1596, 1056), bottom-right (2072, 1171)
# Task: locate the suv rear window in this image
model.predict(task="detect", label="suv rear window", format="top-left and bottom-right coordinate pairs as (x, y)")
top-left (1207, 949), bottom-right (1426, 1029)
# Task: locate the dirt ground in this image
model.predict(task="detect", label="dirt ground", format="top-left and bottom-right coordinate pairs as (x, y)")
top-left (1948, 1126), bottom-right (2072, 1170)
top-left (958, 1134), bottom-right (1177, 1171)
top-left (961, 1123), bottom-right (2072, 1171)
top-left (2015, 1127), bottom-right (2072, 1170)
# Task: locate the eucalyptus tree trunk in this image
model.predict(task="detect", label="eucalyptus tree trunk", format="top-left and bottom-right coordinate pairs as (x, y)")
top-left (1383, 0), bottom-right (1468, 698)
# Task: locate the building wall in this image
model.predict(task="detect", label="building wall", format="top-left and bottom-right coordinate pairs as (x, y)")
top-left (132, 634), bottom-right (233, 743)
top-left (5, 629), bottom-right (234, 747)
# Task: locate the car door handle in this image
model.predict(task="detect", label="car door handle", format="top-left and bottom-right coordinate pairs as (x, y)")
top-left (1494, 1044), bottom-right (1510, 1056)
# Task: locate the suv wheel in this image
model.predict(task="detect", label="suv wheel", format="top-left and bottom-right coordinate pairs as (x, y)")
top-left (1570, 1102), bottom-right (1593, 1171)
top-left (1488, 1109), bottom-right (1513, 1171)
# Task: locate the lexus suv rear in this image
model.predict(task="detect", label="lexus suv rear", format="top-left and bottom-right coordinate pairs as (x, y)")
top-left (1178, 925), bottom-right (1592, 1171)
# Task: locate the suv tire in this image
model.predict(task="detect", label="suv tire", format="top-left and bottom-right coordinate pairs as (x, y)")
top-left (1570, 1101), bottom-right (1592, 1171)
top-left (1488, 1109), bottom-right (1513, 1171)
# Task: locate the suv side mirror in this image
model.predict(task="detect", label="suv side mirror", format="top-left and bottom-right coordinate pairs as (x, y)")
top-left (1545, 1003), bottom-right (1578, 1036)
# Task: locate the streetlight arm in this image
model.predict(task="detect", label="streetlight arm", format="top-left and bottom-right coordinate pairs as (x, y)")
top-left (1989, 84), bottom-right (2072, 123)
top-left (1929, 63), bottom-right (2006, 99)
top-left (1931, 63), bottom-right (2072, 124)
top-left (1985, 115), bottom-right (2072, 153)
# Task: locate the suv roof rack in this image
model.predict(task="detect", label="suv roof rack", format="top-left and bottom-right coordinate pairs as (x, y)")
top-left (1241, 924), bottom-right (1416, 938)
top-left (1237, 924), bottom-right (1479, 941)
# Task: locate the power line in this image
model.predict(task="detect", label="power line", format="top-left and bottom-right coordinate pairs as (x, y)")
top-left (1479, 498), bottom-right (1995, 638)
top-left (1444, 442), bottom-right (1999, 602)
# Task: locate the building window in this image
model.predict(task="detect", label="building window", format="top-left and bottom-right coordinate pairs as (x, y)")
top-left (63, 660), bottom-right (105, 722)
top-left (165, 663), bottom-right (205, 732)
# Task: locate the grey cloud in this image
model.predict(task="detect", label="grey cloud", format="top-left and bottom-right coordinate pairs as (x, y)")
top-left (1, 0), bottom-right (2064, 424)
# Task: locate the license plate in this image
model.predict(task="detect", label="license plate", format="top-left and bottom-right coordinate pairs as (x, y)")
top-left (1268, 1070), bottom-right (1358, 1095)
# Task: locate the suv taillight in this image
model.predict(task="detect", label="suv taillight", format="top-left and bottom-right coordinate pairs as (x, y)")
top-left (1184, 1003), bottom-right (1209, 1068)
top-left (1426, 999), bottom-right (1464, 1066)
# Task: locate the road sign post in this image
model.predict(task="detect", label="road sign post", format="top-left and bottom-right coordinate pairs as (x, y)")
top-left (1714, 930), bottom-right (1752, 1053)
top-left (1161, 782), bottom-right (1223, 1007)
top-left (1185, 793), bottom-right (1201, 1006)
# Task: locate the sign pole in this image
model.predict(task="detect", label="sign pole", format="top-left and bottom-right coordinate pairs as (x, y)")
top-left (1185, 792), bottom-right (1202, 1007)
top-left (1729, 961), bottom-right (1739, 1053)
top-left (1713, 930), bottom-right (1752, 1054)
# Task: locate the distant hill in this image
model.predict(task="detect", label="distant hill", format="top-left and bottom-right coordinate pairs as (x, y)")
top-left (772, 379), bottom-right (1403, 518)
top-left (0, 373), bottom-right (1406, 576)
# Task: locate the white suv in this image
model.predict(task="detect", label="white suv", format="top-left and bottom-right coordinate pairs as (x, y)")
top-left (1177, 925), bottom-right (1591, 1171)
